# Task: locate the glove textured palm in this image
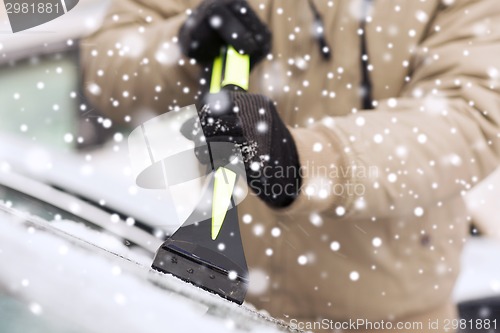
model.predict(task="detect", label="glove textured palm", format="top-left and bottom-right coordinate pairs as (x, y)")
top-left (196, 91), bottom-right (301, 207)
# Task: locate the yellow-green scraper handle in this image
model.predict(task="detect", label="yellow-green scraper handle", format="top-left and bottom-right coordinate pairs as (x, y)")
top-left (211, 167), bottom-right (237, 240)
top-left (209, 46), bottom-right (250, 240)
top-left (210, 45), bottom-right (250, 93)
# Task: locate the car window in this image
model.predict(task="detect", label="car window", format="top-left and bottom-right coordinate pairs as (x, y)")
top-left (0, 184), bottom-right (96, 229)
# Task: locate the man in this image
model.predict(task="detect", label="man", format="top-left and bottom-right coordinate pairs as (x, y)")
top-left (81, 0), bottom-right (500, 331)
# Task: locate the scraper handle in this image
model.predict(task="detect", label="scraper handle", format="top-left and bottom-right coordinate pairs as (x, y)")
top-left (206, 44), bottom-right (250, 170)
top-left (206, 45), bottom-right (249, 241)
top-left (209, 45), bottom-right (250, 93)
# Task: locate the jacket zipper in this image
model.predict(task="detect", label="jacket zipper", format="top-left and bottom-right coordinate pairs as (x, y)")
top-left (360, 0), bottom-right (374, 109)
top-left (306, 0), bottom-right (374, 109)
top-left (307, 0), bottom-right (332, 61)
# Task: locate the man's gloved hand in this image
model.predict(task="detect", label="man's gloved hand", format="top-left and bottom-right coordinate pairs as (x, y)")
top-left (179, 0), bottom-right (271, 67)
top-left (190, 91), bottom-right (301, 208)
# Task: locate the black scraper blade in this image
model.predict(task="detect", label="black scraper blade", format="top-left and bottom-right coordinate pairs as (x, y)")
top-left (152, 175), bottom-right (248, 304)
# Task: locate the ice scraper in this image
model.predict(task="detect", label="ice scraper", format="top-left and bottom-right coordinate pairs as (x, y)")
top-left (151, 46), bottom-right (250, 304)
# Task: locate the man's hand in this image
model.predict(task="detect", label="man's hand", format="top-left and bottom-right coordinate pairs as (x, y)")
top-left (195, 91), bottom-right (301, 208)
top-left (179, 0), bottom-right (271, 67)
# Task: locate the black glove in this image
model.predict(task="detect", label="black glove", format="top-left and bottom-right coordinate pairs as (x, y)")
top-left (187, 91), bottom-right (301, 208)
top-left (179, 0), bottom-right (271, 67)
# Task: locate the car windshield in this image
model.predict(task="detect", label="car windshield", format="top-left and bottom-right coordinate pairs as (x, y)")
top-left (0, 184), bottom-right (95, 228)
top-left (0, 294), bottom-right (88, 333)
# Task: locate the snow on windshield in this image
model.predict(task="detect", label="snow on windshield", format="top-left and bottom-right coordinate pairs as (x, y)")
top-left (0, 208), bottom-right (283, 333)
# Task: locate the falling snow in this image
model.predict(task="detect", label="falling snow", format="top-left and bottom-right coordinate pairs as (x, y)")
top-left (372, 237), bottom-right (382, 248)
top-left (414, 207), bottom-right (424, 217)
top-left (349, 271), bottom-right (360, 281)
top-left (0, 0), bottom-right (499, 330)
top-left (297, 255), bottom-right (308, 265)
top-left (330, 241), bottom-right (341, 252)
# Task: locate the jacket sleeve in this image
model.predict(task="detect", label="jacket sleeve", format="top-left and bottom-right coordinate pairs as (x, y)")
top-left (80, 0), bottom-right (201, 122)
top-left (284, 0), bottom-right (500, 219)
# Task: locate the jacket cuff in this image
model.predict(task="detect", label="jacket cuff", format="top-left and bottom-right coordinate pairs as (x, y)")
top-left (274, 125), bottom-right (356, 217)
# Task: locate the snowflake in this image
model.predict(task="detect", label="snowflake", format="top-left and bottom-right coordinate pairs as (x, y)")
top-left (242, 214), bottom-right (252, 224)
top-left (309, 213), bottom-right (323, 227)
top-left (64, 133), bottom-right (74, 143)
top-left (297, 255), bottom-right (308, 265)
top-left (271, 227), bottom-right (281, 237)
top-left (253, 224), bottom-right (264, 236)
top-left (372, 237), bottom-right (382, 247)
top-left (330, 241), bottom-right (340, 251)
top-left (349, 271), bottom-right (360, 281)
top-left (29, 303), bottom-right (43, 315)
top-left (414, 207), bottom-right (424, 217)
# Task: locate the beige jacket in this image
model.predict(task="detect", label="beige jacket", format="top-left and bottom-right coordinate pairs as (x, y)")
top-left (81, 0), bottom-right (500, 327)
